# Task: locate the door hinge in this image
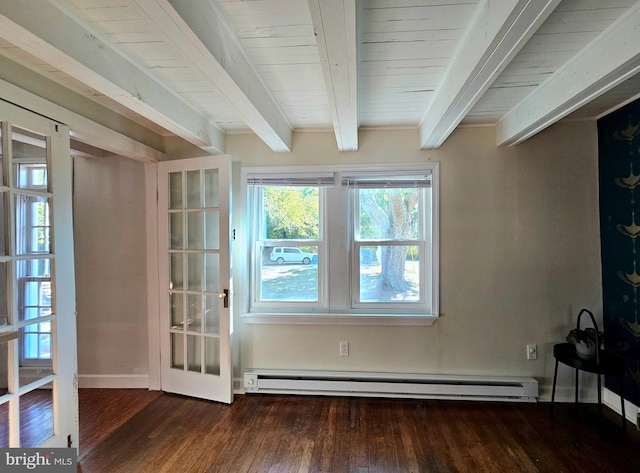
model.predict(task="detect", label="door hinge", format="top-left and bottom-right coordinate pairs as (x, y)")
top-left (67, 434), bottom-right (72, 448)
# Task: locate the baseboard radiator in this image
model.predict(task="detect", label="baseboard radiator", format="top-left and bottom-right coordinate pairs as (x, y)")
top-left (243, 369), bottom-right (538, 403)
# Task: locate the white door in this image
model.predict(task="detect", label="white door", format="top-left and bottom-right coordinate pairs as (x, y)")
top-left (158, 156), bottom-right (232, 403)
top-left (0, 100), bottom-right (78, 447)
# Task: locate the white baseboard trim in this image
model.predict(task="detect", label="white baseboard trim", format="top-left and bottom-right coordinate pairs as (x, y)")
top-left (78, 374), bottom-right (149, 389)
top-left (604, 387), bottom-right (639, 426)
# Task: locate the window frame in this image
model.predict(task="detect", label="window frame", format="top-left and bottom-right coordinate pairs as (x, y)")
top-left (249, 182), bottom-right (327, 311)
top-left (241, 163), bottom-right (439, 325)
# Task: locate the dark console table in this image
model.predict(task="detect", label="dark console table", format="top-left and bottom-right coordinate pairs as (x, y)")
top-left (551, 342), bottom-right (626, 437)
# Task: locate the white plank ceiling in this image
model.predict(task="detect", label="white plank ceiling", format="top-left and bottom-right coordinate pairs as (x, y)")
top-left (0, 0), bottom-right (639, 156)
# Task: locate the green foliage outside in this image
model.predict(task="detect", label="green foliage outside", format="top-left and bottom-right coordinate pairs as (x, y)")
top-left (263, 186), bottom-right (319, 240)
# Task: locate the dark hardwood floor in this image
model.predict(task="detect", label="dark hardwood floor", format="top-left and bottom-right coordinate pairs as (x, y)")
top-left (77, 389), bottom-right (640, 473)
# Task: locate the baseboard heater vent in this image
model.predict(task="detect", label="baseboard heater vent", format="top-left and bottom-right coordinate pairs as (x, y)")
top-left (244, 369), bottom-right (538, 402)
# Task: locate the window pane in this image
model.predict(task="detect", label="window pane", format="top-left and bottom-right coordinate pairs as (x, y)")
top-left (358, 188), bottom-right (420, 240)
top-left (262, 186), bottom-right (319, 240)
top-left (259, 245), bottom-right (318, 301)
top-left (359, 245), bottom-right (420, 302)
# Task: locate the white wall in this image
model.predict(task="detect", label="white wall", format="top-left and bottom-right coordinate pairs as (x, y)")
top-left (73, 154), bottom-right (149, 387)
top-left (69, 120), bottom-right (602, 400)
top-left (229, 122), bottom-right (603, 399)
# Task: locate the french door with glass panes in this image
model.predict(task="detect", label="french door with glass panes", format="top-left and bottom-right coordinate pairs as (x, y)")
top-left (0, 100), bottom-right (78, 448)
top-left (158, 155), bottom-right (232, 403)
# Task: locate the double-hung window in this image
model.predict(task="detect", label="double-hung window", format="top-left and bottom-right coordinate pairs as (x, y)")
top-left (244, 164), bottom-right (438, 324)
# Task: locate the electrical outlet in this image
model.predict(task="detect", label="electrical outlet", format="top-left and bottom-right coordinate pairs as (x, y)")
top-left (340, 341), bottom-right (349, 357)
top-left (526, 344), bottom-right (537, 360)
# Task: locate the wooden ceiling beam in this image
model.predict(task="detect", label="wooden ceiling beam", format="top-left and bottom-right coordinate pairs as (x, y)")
top-left (0, 77), bottom-right (164, 163)
top-left (0, 0), bottom-right (224, 154)
top-left (308, 0), bottom-right (358, 151)
top-left (419, 0), bottom-right (559, 149)
top-left (497, 2), bottom-right (640, 146)
top-left (152, 0), bottom-right (293, 152)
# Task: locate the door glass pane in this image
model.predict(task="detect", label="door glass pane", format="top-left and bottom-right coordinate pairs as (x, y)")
top-left (187, 211), bottom-right (203, 250)
top-left (15, 194), bottom-right (50, 255)
top-left (0, 262), bottom-right (8, 326)
top-left (171, 333), bottom-right (184, 370)
top-left (0, 125), bottom-right (3, 185)
top-left (12, 128), bottom-right (47, 191)
top-left (0, 310), bottom-right (8, 448)
top-left (169, 172), bottom-right (183, 210)
top-left (170, 293), bottom-right (183, 329)
top-left (204, 254), bottom-right (220, 293)
top-left (203, 295), bottom-right (220, 335)
top-left (205, 337), bottom-right (220, 375)
top-left (20, 384), bottom-right (53, 447)
top-left (169, 213), bottom-right (183, 250)
top-left (15, 163), bottom-right (47, 190)
top-left (186, 170), bottom-right (201, 209)
top-left (187, 294), bottom-right (202, 333)
top-left (170, 253), bottom-right (183, 290)
top-left (204, 169), bottom-right (219, 207)
top-left (0, 193), bottom-right (6, 256)
top-left (0, 402), bottom-right (8, 448)
top-left (204, 211), bottom-right (220, 250)
top-left (187, 253), bottom-right (202, 292)
top-left (19, 324), bottom-right (53, 388)
top-left (21, 323), bottom-right (51, 361)
top-left (187, 335), bottom-right (201, 373)
top-left (0, 342), bottom-right (7, 396)
top-left (16, 260), bottom-right (51, 322)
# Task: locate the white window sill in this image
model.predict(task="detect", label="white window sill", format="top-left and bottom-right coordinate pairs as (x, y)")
top-left (241, 312), bottom-right (438, 326)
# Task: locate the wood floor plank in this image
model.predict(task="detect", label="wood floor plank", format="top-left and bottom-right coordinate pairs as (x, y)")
top-left (76, 390), bottom-right (640, 473)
